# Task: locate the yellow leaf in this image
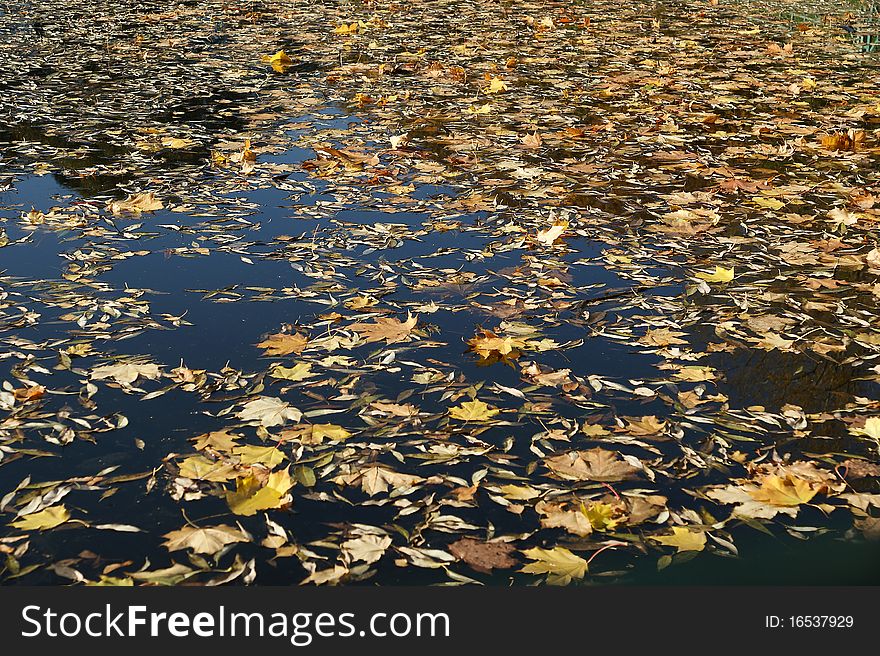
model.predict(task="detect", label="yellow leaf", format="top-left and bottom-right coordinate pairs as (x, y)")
top-left (520, 547), bottom-right (587, 585)
top-left (467, 330), bottom-right (527, 360)
top-left (752, 196), bottom-right (785, 210)
top-left (226, 468), bottom-right (294, 516)
top-left (233, 445), bottom-right (286, 468)
top-left (486, 76), bottom-right (508, 94)
top-left (161, 137), bottom-right (195, 149)
top-left (334, 22), bottom-right (359, 35)
top-left (652, 527), bottom-right (707, 552)
top-left (695, 266), bottom-right (734, 283)
top-left (536, 221), bottom-right (568, 245)
top-left (270, 362), bottom-right (315, 381)
top-left (282, 423), bottom-right (351, 445)
top-left (177, 455), bottom-right (237, 482)
top-left (851, 417), bottom-right (880, 441)
top-left (257, 333), bottom-right (308, 356)
top-left (468, 103), bottom-right (493, 115)
top-left (449, 399), bottom-right (499, 421)
top-left (108, 193), bottom-right (163, 217)
top-left (498, 484), bottom-right (541, 500)
top-left (261, 50), bottom-right (293, 73)
top-left (11, 505), bottom-right (70, 531)
top-left (584, 502), bottom-right (622, 531)
top-left (191, 430), bottom-right (239, 453)
top-left (749, 474), bottom-right (818, 507)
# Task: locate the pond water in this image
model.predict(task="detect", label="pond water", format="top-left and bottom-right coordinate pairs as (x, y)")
top-left (2, 0), bottom-right (880, 587)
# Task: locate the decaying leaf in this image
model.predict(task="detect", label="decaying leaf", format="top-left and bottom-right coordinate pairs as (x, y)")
top-left (545, 448), bottom-right (640, 482)
top-left (449, 538), bottom-right (517, 573)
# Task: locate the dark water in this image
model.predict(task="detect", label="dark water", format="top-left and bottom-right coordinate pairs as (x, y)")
top-left (2, 0), bottom-right (880, 587)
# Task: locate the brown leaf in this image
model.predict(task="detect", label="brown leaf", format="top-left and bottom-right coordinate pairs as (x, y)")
top-left (256, 333), bottom-right (308, 356)
top-left (545, 448), bottom-right (640, 482)
top-left (350, 314), bottom-right (418, 344)
top-left (448, 538), bottom-right (517, 574)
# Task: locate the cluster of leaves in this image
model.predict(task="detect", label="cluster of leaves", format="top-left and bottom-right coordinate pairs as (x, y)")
top-left (0, 0), bottom-right (879, 586)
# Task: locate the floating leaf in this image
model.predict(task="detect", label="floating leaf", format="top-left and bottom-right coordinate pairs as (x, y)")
top-left (257, 333), bottom-right (308, 356)
top-left (11, 505), bottom-right (70, 531)
top-left (261, 50), bottom-right (293, 73)
top-left (162, 524), bottom-right (249, 555)
top-left (449, 399), bottom-right (499, 422)
top-left (520, 546), bottom-right (587, 585)
top-left (237, 396), bottom-right (302, 427)
top-left (226, 468), bottom-right (294, 516)
top-left (350, 314), bottom-right (418, 344)
top-left (653, 527), bottom-right (707, 552)
top-left (695, 266), bottom-right (734, 283)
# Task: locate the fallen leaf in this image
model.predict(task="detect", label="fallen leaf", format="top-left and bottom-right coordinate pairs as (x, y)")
top-left (237, 396), bottom-right (302, 427)
top-left (653, 527), bottom-right (707, 552)
top-left (449, 538), bottom-right (517, 573)
top-left (545, 448), bottom-right (639, 482)
top-left (449, 399), bottom-right (500, 421)
top-left (11, 505), bottom-right (70, 531)
top-left (162, 524), bottom-right (249, 555)
top-left (520, 546), bottom-right (587, 585)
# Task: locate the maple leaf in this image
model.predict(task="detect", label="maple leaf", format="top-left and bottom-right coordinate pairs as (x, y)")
top-left (177, 455), bottom-right (237, 482)
top-left (653, 527), bottom-right (707, 552)
top-left (270, 362), bottom-right (315, 381)
top-left (749, 474), bottom-right (819, 507)
top-left (162, 524), bottom-right (249, 555)
top-left (233, 445), bottom-right (286, 468)
top-left (333, 22), bottom-right (359, 35)
top-left (90, 361), bottom-right (161, 386)
top-left (261, 50), bottom-right (293, 73)
top-left (536, 221), bottom-right (569, 245)
top-left (536, 501), bottom-right (593, 537)
top-left (623, 415), bottom-right (667, 436)
top-left (191, 430), bottom-right (239, 453)
top-left (108, 192), bottom-right (164, 217)
top-left (449, 538), bottom-right (517, 573)
top-left (281, 423), bottom-right (351, 445)
top-left (671, 366), bottom-right (716, 382)
top-left (256, 332), bottom-right (308, 356)
top-left (467, 329), bottom-right (527, 360)
top-left (486, 76), bottom-right (507, 93)
top-left (226, 468), bottom-right (294, 516)
top-left (335, 466), bottom-right (423, 496)
top-left (695, 266), bottom-right (734, 283)
top-left (449, 399), bottom-right (499, 421)
top-left (545, 448), bottom-right (639, 482)
top-left (11, 505), bottom-right (70, 531)
top-left (341, 535), bottom-right (392, 565)
top-left (584, 502), bottom-right (623, 532)
top-left (521, 132), bottom-right (543, 148)
top-left (581, 423), bottom-right (610, 437)
top-left (639, 328), bottom-right (688, 347)
top-left (706, 484), bottom-right (797, 520)
top-left (754, 332), bottom-right (796, 351)
top-left (520, 546), bottom-right (587, 585)
top-left (237, 396), bottom-right (302, 427)
top-left (350, 313), bottom-right (418, 344)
